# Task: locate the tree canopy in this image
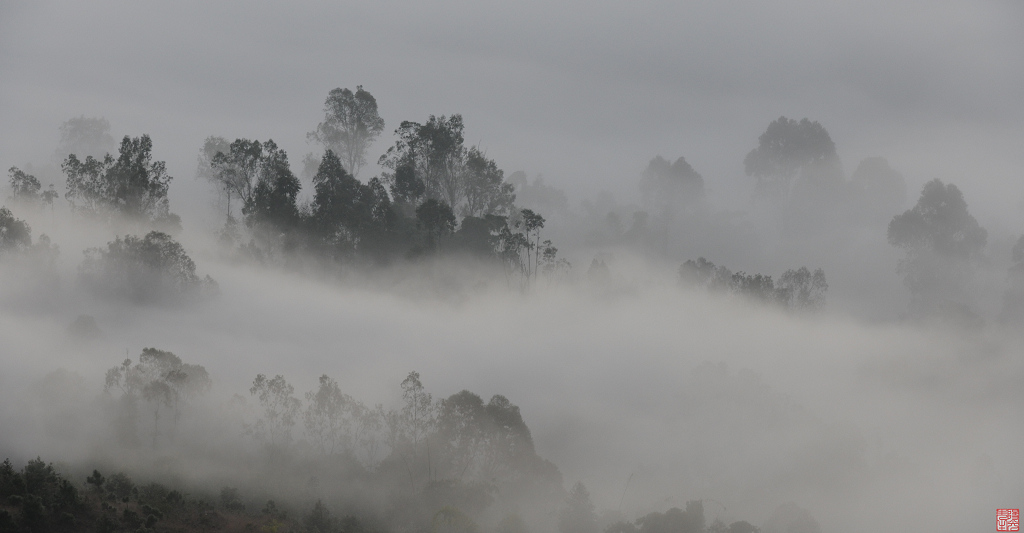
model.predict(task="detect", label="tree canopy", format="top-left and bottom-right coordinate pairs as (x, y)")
top-left (888, 179), bottom-right (987, 318)
top-left (62, 134), bottom-right (177, 228)
top-left (308, 86), bottom-right (385, 177)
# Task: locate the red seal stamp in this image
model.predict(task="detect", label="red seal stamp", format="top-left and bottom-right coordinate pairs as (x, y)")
top-left (997, 509), bottom-right (1019, 531)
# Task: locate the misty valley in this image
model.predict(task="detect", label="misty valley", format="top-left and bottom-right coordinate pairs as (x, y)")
top-left (1, 89), bottom-right (1022, 533)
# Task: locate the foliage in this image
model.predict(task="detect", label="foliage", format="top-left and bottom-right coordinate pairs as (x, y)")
top-left (888, 179), bottom-right (987, 318)
top-left (104, 348), bottom-right (212, 448)
top-left (639, 155), bottom-right (704, 209)
top-left (249, 374), bottom-right (302, 448)
top-left (62, 134), bottom-right (178, 227)
top-left (680, 258), bottom-right (827, 311)
top-left (303, 374), bottom-right (364, 457)
top-left (309, 86), bottom-right (385, 178)
top-left (559, 482), bottom-right (598, 533)
top-left (0, 206), bottom-right (32, 254)
top-left (54, 115), bottom-right (115, 162)
top-left (379, 115), bottom-right (515, 217)
top-left (634, 502), bottom-right (705, 533)
top-left (7, 166), bottom-right (41, 203)
top-left (79, 231), bottom-right (217, 304)
top-left (744, 116), bottom-right (840, 200)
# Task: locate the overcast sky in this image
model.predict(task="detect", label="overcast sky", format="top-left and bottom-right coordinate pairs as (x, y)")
top-left (2, 1), bottom-right (1023, 227)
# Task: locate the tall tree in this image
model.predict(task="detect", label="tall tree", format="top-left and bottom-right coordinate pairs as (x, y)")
top-left (309, 149), bottom-right (375, 253)
top-left (0, 207), bottom-right (32, 254)
top-left (308, 86), bottom-right (385, 177)
top-left (62, 135), bottom-right (175, 226)
top-left (888, 179), bottom-right (987, 317)
top-left (7, 167), bottom-right (42, 204)
top-left (639, 155), bottom-right (705, 209)
top-left (54, 116), bottom-right (115, 162)
top-left (744, 116), bottom-right (841, 200)
top-left (379, 115), bottom-right (467, 208)
top-left (209, 139), bottom-right (270, 219)
top-left (249, 374), bottom-right (302, 449)
top-left (416, 199), bottom-right (456, 252)
top-left (463, 147), bottom-right (515, 217)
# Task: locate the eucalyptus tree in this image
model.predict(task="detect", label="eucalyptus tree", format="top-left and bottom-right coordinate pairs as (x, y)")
top-left (308, 85), bottom-right (385, 177)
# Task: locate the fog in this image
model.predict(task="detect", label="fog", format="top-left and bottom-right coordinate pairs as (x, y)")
top-left (1, 3), bottom-right (1023, 533)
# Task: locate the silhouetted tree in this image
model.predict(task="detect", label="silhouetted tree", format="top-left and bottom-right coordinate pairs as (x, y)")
top-left (54, 115), bottom-right (115, 162)
top-left (380, 115), bottom-right (467, 209)
top-left (559, 482), bottom-right (599, 533)
top-left (304, 374), bottom-right (360, 456)
top-left (776, 267), bottom-right (828, 311)
top-left (308, 150), bottom-right (377, 258)
top-left (249, 374), bottom-right (302, 449)
top-left (416, 199), bottom-right (456, 252)
top-left (744, 117), bottom-right (842, 201)
top-left (888, 179), bottom-right (987, 319)
top-left (78, 231), bottom-right (217, 303)
top-left (62, 134), bottom-right (178, 228)
top-left (635, 502), bottom-right (705, 533)
top-left (309, 86), bottom-right (385, 177)
top-left (463, 147), bottom-right (515, 217)
top-left (639, 155), bottom-right (704, 209)
top-left (7, 167), bottom-right (41, 204)
top-left (847, 157), bottom-right (906, 222)
top-left (0, 207), bottom-right (31, 254)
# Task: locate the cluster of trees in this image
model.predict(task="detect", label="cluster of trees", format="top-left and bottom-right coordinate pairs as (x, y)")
top-left (887, 179), bottom-right (988, 323)
top-left (79, 231), bottom-right (217, 304)
top-left (680, 258), bottom-right (828, 311)
top-left (103, 348), bottom-right (212, 449)
top-left (0, 455), bottom-right (349, 533)
top-left (242, 371), bottom-right (560, 492)
top-left (195, 87), bottom-right (564, 286)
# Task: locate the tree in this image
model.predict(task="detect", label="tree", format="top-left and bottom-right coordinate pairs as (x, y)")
top-left (249, 374), bottom-right (302, 449)
top-left (639, 155), bottom-right (704, 209)
top-left (105, 348), bottom-right (211, 448)
top-left (463, 147), bottom-right (515, 217)
top-left (62, 134), bottom-right (176, 227)
top-left (7, 167), bottom-right (41, 204)
top-left (887, 179), bottom-right (987, 318)
top-left (239, 141), bottom-right (301, 232)
top-left (776, 267), bottom-right (828, 311)
top-left (208, 138), bottom-right (264, 217)
top-left (416, 199), bottom-right (456, 252)
top-left (0, 207), bottom-right (32, 254)
top-left (79, 231), bottom-right (217, 303)
top-left (635, 503), bottom-right (705, 533)
top-left (54, 116), bottom-right (115, 162)
top-left (309, 150), bottom-right (376, 255)
top-left (303, 374), bottom-right (359, 456)
top-left (744, 117), bottom-right (841, 200)
top-left (847, 157), bottom-right (906, 222)
top-left (196, 136), bottom-right (232, 215)
top-left (380, 115), bottom-right (467, 209)
top-left (559, 482), bottom-right (598, 533)
top-left (520, 209), bottom-right (546, 280)
top-left (308, 86), bottom-right (385, 177)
